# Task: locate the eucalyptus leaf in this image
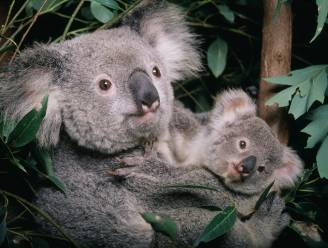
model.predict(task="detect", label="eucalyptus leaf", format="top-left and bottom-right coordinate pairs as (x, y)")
top-left (308, 104), bottom-right (328, 120)
top-left (264, 65), bottom-right (328, 86)
top-left (207, 37), bottom-right (228, 78)
top-left (217, 4), bottom-right (234, 23)
top-left (32, 146), bottom-right (54, 176)
top-left (193, 205), bottom-right (236, 247)
top-left (266, 65), bottom-right (328, 118)
top-left (254, 181), bottom-right (275, 210)
top-left (302, 119), bottom-right (328, 148)
top-left (90, 2), bottom-right (114, 23)
top-left (142, 213), bottom-right (177, 240)
top-left (266, 85), bottom-right (297, 107)
top-left (47, 175), bottom-right (66, 193)
top-left (308, 70), bottom-right (328, 110)
top-left (7, 96), bottom-right (48, 148)
top-left (316, 136), bottom-right (328, 179)
top-left (311, 0), bottom-right (328, 43)
top-left (288, 93), bottom-right (308, 119)
top-left (93, 0), bottom-right (120, 10)
top-left (0, 137), bottom-right (27, 173)
top-left (30, 0), bottom-right (61, 11)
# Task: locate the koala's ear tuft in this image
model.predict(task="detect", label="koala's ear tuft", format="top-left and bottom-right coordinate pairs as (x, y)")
top-left (0, 46), bottom-right (64, 148)
top-left (273, 146), bottom-right (304, 191)
top-left (210, 89), bottom-right (256, 128)
top-left (123, 0), bottom-right (202, 81)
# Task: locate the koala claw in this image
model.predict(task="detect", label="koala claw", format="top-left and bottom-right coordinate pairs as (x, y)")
top-left (107, 168), bottom-right (135, 180)
top-left (116, 156), bottom-right (147, 167)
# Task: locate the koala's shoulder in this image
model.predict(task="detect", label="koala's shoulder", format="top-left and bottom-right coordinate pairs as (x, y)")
top-left (169, 101), bottom-right (202, 136)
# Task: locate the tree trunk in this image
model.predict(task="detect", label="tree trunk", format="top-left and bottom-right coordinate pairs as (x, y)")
top-left (258, 0), bottom-right (292, 145)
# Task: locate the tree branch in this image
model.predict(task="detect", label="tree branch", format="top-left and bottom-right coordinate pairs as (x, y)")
top-left (258, 0), bottom-right (292, 144)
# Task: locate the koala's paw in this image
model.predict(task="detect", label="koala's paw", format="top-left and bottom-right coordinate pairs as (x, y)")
top-left (252, 192), bottom-right (290, 235)
top-left (115, 155), bottom-right (147, 167)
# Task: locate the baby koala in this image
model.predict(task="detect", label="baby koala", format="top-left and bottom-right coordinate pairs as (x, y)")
top-left (115, 89), bottom-right (303, 193)
top-left (198, 89), bottom-right (303, 193)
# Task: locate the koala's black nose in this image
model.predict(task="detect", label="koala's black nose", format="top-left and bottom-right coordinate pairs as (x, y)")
top-left (128, 70), bottom-right (160, 114)
top-left (241, 156), bottom-right (257, 173)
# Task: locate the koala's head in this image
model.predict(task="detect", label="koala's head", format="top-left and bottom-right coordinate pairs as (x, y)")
top-left (205, 90), bottom-right (303, 195)
top-left (0, 0), bottom-right (201, 154)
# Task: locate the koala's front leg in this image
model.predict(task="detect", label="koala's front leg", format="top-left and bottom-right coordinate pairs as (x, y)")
top-left (224, 193), bottom-right (290, 248)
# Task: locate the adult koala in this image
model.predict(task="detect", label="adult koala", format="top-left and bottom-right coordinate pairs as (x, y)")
top-left (0, 0), bottom-right (290, 247)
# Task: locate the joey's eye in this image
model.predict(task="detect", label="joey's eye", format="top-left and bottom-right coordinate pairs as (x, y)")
top-left (239, 140), bottom-right (247, 149)
top-left (99, 79), bottom-right (112, 91)
top-left (152, 66), bottom-right (161, 78)
top-left (257, 166), bottom-right (265, 173)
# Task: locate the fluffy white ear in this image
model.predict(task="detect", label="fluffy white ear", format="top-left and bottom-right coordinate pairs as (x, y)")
top-left (0, 46), bottom-right (63, 148)
top-left (123, 0), bottom-right (202, 81)
top-left (210, 89), bottom-right (256, 128)
top-left (273, 146), bottom-right (304, 191)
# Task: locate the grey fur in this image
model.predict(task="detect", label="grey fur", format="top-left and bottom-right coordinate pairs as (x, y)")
top-left (36, 135), bottom-right (289, 248)
top-left (0, 1), bottom-right (290, 247)
top-left (0, 0), bottom-right (201, 152)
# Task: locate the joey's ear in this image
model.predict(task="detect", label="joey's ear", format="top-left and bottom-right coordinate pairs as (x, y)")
top-left (123, 0), bottom-right (202, 81)
top-left (210, 89), bottom-right (256, 128)
top-left (273, 146), bottom-right (304, 191)
top-left (0, 46), bottom-right (64, 148)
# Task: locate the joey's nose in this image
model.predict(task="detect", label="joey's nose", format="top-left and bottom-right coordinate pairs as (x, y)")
top-left (128, 70), bottom-right (160, 114)
top-left (240, 156), bottom-right (257, 173)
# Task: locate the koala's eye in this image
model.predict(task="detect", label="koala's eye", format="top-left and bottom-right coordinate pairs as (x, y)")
top-left (152, 66), bottom-right (161, 78)
top-left (257, 166), bottom-right (265, 173)
top-left (98, 79), bottom-right (112, 91)
top-left (239, 140), bottom-right (247, 149)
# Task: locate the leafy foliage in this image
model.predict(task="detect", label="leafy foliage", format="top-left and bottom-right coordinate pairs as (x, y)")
top-left (142, 212), bottom-right (177, 240)
top-left (193, 205), bottom-right (237, 247)
top-left (311, 0), bottom-right (328, 42)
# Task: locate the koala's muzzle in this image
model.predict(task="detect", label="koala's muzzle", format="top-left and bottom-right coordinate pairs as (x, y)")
top-left (128, 70), bottom-right (160, 115)
top-left (239, 155), bottom-right (257, 174)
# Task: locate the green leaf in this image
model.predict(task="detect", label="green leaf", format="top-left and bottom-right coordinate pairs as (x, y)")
top-left (47, 175), bottom-right (66, 193)
top-left (302, 119), bottom-right (328, 148)
top-left (266, 65), bottom-right (328, 118)
top-left (93, 0), bottom-right (119, 10)
top-left (1, 119), bottom-right (16, 141)
top-left (30, 0), bottom-right (61, 11)
top-left (90, 2), bottom-right (114, 23)
top-left (163, 184), bottom-right (218, 192)
top-left (264, 65), bottom-right (328, 86)
top-left (316, 136), bottom-right (328, 179)
top-left (288, 92), bottom-right (308, 119)
top-left (32, 146), bottom-right (54, 176)
top-left (20, 159), bottom-right (66, 193)
top-left (308, 70), bottom-right (328, 109)
top-left (142, 213), bottom-right (177, 240)
top-left (254, 181), bottom-right (275, 210)
top-left (308, 104), bottom-right (328, 120)
top-left (193, 205), bottom-right (237, 247)
top-left (217, 4), bottom-right (234, 23)
top-left (207, 37), bottom-right (228, 78)
top-left (7, 95), bottom-right (48, 148)
top-left (266, 85), bottom-right (297, 107)
top-left (311, 0), bottom-right (328, 43)
top-left (0, 136), bottom-right (27, 173)
top-left (0, 199), bottom-right (7, 246)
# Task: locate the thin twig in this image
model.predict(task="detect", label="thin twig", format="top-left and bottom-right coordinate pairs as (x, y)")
top-left (61, 0), bottom-right (85, 41)
top-left (1, 190), bottom-right (81, 248)
top-left (10, 0), bottom-right (50, 63)
top-left (98, 0), bottom-right (143, 30)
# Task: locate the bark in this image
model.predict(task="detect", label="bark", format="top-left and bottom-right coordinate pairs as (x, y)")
top-left (258, 0), bottom-right (292, 145)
